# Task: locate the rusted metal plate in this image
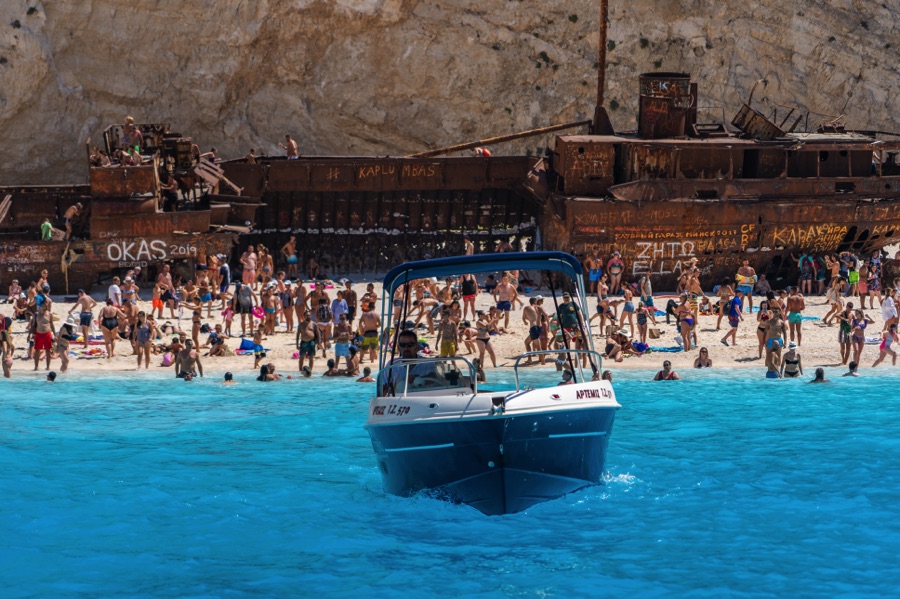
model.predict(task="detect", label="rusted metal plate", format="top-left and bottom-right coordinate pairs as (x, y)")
top-left (219, 163), bottom-right (268, 197)
top-left (91, 197), bottom-right (158, 216)
top-left (731, 104), bottom-right (785, 141)
top-left (638, 73), bottom-right (693, 139)
top-left (554, 137), bottom-right (615, 195)
top-left (0, 232), bottom-right (235, 292)
top-left (89, 166), bottom-right (159, 198)
top-left (91, 211), bottom-right (211, 239)
top-left (266, 161), bottom-right (310, 192)
top-left (547, 194), bottom-right (900, 289)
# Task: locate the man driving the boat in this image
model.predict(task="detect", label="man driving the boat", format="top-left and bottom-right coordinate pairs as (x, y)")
top-left (382, 329), bottom-right (447, 394)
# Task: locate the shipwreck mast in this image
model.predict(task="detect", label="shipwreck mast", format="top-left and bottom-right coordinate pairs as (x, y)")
top-left (592, 0), bottom-right (615, 135)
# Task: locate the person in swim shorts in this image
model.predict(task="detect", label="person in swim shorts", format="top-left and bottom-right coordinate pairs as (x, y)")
top-left (492, 274), bottom-right (517, 330)
top-left (296, 311), bottom-right (319, 372)
top-left (736, 259), bottom-right (758, 311)
top-left (435, 307), bottom-right (459, 358)
top-left (785, 286), bottom-right (806, 346)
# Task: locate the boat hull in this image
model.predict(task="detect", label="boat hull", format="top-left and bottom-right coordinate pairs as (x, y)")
top-left (367, 406), bottom-right (617, 515)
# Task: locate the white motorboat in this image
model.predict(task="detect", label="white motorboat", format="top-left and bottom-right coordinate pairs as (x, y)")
top-left (365, 252), bottom-right (621, 515)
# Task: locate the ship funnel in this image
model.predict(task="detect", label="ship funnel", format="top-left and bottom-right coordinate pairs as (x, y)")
top-left (637, 73), bottom-right (695, 139)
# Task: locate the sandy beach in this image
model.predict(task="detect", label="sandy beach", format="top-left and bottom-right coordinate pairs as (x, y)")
top-left (3, 276), bottom-right (895, 381)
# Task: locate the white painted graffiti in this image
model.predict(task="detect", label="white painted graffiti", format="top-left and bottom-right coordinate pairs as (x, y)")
top-left (632, 241), bottom-right (700, 277)
top-left (105, 239), bottom-right (197, 264)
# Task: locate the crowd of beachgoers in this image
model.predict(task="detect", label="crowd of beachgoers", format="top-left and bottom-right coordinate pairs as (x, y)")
top-left (2, 241), bottom-right (898, 384)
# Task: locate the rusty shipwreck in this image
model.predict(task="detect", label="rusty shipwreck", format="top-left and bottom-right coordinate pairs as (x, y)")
top-left (0, 125), bottom-right (251, 292)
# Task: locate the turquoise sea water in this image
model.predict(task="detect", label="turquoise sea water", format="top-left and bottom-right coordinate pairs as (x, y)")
top-left (2, 368), bottom-right (900, 597)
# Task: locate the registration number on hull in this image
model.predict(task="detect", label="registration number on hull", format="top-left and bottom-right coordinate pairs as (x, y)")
top-left (372, 404), bottom-right (410, 417)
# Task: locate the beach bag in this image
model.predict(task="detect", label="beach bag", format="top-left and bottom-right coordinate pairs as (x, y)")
top-left (317, 304), bottom-right (333, 322)
top-left (239, 338), bottom-right (256, 351)
top-left (648, 328), bottom-right (661, 339)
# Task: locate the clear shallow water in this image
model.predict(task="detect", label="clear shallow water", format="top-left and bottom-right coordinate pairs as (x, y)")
top-left (2, 369), bottom-right (900, 597)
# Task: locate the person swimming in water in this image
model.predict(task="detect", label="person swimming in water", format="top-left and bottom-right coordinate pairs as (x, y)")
top-left (653, 360), bottom-right (680, 380)
top-left (809, 368), bottom-right (830, 383)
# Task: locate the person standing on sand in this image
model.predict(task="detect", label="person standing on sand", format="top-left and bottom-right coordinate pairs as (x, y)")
top-left (175, 339), bottom-right (203, 378)
top-left (607, 251), bottom-right (624, 295)
top-left (343, 281), bottom-right (358, 326)
top-left (133, 311), bottom-right (158, 370)
top-left (1, 319), bottom-right (13, 378)
top-left (435, 307), bottom-right (459, 358)
top-left (30, 304), bottom-right (56, 371)
top-left (234, 281), bottom-right (258, 336)
top-left (881, 287), bottom-right (898, 331)
top-left (763, 306), bottom-right (786, 374)
top-left (357, 304), bottom-right (381, 364)
top-left (522, 297), bottom-right (545, 364)
top-left (736, 259), bottom-right (757, 311)
top-left (715, 278), bottom-right (734, 331)
top-left (55, 318), bottom-right (79, 373)
top-left (871, 323), bottom-right (898, 367)
top-left (493, 274), bottom-right (518, 330)
top-left (721, 289), bottom-right (744, 347)
top-left (638, 271), bottom-right (657, 325)
top-left (98, 299), bottom-right (126, 358)
top-left (68, 289), bottom-right (97, 349)
top-left (240, 245), bottom-right (258, 290)
top-left (108, 276), bottom-right (123, 307)
top-left (586, 251), bottom-right (601, 294)
top-left (296, 311), bottom-right (320, 373)
top-left (785, 287), bottom-right (806, 345)
top-left (459, 273), bottom-right (478, 321)
top-left (281, 236), bottom-right (299, 279)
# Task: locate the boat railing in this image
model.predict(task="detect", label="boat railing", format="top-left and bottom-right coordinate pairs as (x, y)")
top-left (512, 349), bottom-right (604, 390)
top-left (377, 356), bottom-right (478, 398)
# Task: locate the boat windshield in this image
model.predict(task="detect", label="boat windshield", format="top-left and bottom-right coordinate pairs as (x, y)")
top-left (512, 349), bottom-right (604, 391)
top-left (378, 357), bottom-right (477, 397)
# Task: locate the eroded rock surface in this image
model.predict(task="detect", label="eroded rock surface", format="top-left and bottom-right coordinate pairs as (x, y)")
top-left (1, 0), bottom-right (897, 183)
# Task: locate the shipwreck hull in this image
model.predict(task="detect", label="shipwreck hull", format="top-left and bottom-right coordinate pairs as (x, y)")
top-left (544, 195), bottom-right (900, 289)
top-left (0, 234), bottom-right (236, 294)
top-left (221, 156), bottom-right (542, 273)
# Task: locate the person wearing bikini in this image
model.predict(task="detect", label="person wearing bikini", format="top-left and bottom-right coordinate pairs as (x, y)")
top-left (849, 309), bottom-right (875, 365)
top-left (676, 294), bottom-right (695, 351)
top-left (607, 251), bottom-right (624, 295)
top-left (474, 310), bottom-right (497, 368)
top-left (780, 341), bottom-right (803, 378)
top-left (871, 323), bottom-right (899, 367)
top-left (693, 347), bottom-right (713, 368)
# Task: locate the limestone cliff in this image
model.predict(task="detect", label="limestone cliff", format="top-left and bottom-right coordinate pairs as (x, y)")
top-left (0, 0), bottom-right (897, 184)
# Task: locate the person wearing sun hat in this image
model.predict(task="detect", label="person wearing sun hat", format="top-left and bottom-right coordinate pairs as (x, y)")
top-left (780, 340), bottom-right (803, 378)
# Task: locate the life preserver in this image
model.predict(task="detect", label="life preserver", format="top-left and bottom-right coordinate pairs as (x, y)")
top-left (252, 306), bottom-right (264, 319)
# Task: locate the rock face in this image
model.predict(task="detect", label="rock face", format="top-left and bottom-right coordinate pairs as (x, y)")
top-left (1, 0), bottom-right (898, 184)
